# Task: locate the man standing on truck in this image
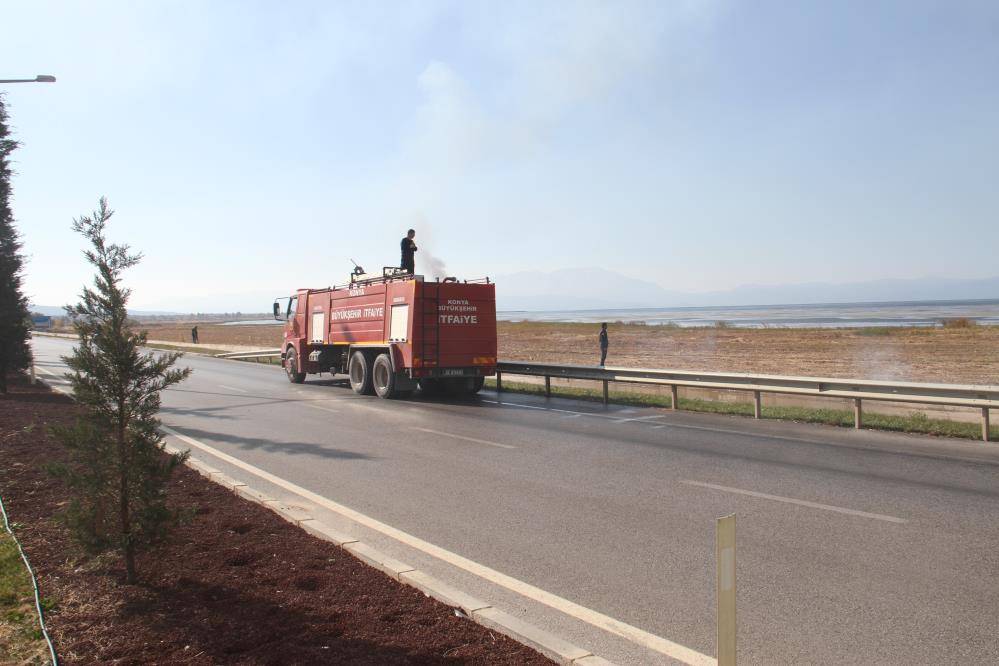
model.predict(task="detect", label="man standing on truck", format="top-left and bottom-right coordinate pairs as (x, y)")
top-left (400, 229), bottom-right (417, 274)
top-left (599, 323), bottom-right (608, 366)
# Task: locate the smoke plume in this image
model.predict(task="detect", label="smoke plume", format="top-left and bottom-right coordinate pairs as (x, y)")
top-left (411, 212), bottom-right (449, 280)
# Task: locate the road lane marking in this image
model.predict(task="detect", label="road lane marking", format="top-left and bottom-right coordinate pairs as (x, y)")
top-left (482, 396), bottom-right (999, 464)
top-left (34, 366), bottom-right (70, 384)
top-left (616, 415), bottom-right (668, 424)
top-left (160, 424), bottom-right (714, 665)
top-left (482, 398), bottom-right (617, 419)
top-left (306, 403), bottom-right (341, 415)
top-left (412, 427), bottom-right (516, 450)
top-left (218, 384), bottom-right (248, 393)
top-left (680, 480), bottom-right (908, 524)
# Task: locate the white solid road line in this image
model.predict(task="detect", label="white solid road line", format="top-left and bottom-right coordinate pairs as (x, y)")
top-left (160, 424), bottom-right (715, 666)
top-left (616, 415), bottom-right (668, 424)
top-left (306, 403), bottom-right (341, 415)
top-left (218, 384), bottom-right (248, 393)
top-left (412, 427), bottom-right (517, 450)
top-left (681, 480), bottom-right (909, 524)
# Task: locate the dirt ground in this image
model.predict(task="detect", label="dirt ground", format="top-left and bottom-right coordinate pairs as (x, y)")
top-left (0, 375), bottom-right (550, 665)
top-left (498, 322), bottom-right (999, 385)
top-left (126, 321), bottom-right (999, 385)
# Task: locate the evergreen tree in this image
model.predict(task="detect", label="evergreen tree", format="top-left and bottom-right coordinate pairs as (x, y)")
top-left (0, 94), bottom-right (32, 392)
top-left (50, 198), bottom-right (191, 583)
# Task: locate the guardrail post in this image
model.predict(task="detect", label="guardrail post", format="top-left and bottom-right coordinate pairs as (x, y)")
top-left (983, 408), bottom-right (991, 442)
top-left (854, 398), bottom-right (862, 429)
top-left (30, 358), bottom-right (36, 385)
top-left (717, 514), bottom-right (736, 666)
top-left (544, 375), bottom-right (551, 398)
top-left (753, 391), bottom-right (761, 419)
top-left (671, 384), bottom-right (678, 410)
top-left (602, 380), bottom-right (609, 405)
top-left (496, 371), bottom-right (502, 393)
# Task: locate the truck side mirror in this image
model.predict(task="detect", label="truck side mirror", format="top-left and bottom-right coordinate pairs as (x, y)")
top-left (273, 301), bottom-right (281, 320)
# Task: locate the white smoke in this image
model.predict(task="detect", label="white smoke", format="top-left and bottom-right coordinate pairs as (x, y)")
top-left (421, 250), bottom-right (448, 281)
top-left (411, 212), bottom-right (449, 280)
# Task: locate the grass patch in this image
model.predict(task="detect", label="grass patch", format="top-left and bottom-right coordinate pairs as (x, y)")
top-left (856, 327), bottom-right (895, 336)
top-left (0, 527), bottom-right (49, 664)
top-left (485, 379), bottom-right (999, 441)
top-left (942, 317), bottom-right (977, 329)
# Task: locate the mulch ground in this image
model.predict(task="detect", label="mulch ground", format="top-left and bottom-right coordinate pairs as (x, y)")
top-left (0, 375), bottom-right (551, 665)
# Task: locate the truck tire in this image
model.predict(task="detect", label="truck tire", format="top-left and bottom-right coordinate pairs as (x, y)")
top-left (372, 353), bottom-right (405, 399)
top-left (348, 350), bottom-right (374, 395)
top-left (285, 347), bottom-right (306, 384)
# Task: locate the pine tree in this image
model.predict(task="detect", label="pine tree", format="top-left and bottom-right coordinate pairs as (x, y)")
top-left (0, 94), bottom-right (32, 392)
top-left (50, 198), bottom-right (191, 583)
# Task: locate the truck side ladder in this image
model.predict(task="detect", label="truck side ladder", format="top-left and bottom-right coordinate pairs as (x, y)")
top-left (421, 284), bottom-right (440, 371)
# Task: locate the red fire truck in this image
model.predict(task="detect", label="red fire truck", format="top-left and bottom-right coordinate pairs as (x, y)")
top-left (273, 267), bottom-right (497, 399)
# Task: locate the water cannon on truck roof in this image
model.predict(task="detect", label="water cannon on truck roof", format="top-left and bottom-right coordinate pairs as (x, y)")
top-left (273, 264), bottom-right (497, 399)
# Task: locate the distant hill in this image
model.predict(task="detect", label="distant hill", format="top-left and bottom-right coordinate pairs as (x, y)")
top-left (33, 272), bottom-right (999, 315)
top-left (493, 269), bottom-right (999, 311)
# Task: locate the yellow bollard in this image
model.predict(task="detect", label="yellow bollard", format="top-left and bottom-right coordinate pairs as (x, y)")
top-left (717, 514), bottom-right (736, 666)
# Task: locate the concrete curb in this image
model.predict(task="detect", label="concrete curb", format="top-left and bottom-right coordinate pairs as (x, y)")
top-left (167, 443), bottom-right (617, 665)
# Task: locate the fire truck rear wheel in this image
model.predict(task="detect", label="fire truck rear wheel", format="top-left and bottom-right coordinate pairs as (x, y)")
top-left (285, 348), bottom-right (306, 384)
top-left (348, 351), bottom-right (374, 395)
top-left (372, 353), bottom-right (403, 399)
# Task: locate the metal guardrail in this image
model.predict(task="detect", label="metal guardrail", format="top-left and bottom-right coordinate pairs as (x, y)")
top-left (215, 349), bottom-right (281, 360)
top-left (495, 361), bottom-right (998, 442)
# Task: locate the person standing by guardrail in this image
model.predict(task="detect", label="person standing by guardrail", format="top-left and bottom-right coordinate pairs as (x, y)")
top-left (599, 323), bottom-right (609, 366)
top-left (191, 325), bottom-right (199, 344)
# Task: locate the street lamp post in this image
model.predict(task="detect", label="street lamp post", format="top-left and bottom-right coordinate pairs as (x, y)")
top-left (0, 75), bottom-right (57, 84)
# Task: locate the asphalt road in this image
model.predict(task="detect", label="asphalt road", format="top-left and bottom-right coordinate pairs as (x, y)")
top-left (32, 336), bottom-right (999, 665)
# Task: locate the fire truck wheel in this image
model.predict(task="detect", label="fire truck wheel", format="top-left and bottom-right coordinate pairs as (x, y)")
top-left (372, 353), bottom-right (402, 399)
top-left (285, 348), bottom-right (306, 384)
top-left (348, 351), bottom-right (374, 395)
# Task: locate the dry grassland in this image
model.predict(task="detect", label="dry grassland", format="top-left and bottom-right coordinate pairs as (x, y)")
top-left (131, 321), bottom-right (999, 385)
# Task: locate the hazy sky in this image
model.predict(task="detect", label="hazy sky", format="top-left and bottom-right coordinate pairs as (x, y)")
top-left (4, 1), bottom-right (998, 311)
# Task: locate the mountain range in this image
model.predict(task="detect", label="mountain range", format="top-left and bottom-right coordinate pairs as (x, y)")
top-left (492, 268), bottom-right (999, 311)
top-left (30, 270), bottom-right (998, 315)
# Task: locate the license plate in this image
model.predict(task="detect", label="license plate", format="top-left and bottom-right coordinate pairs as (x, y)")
top-left (441, 368), bottom-right (466, 376)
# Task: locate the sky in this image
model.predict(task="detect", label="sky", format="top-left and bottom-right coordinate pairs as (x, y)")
top-left (3, 1), bottom-right (998, 312)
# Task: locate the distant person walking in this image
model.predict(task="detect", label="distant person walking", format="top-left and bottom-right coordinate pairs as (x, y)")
top-left (191, 326), bottom-right (199, 344)
top-left (599, 323), bottom-right (608, 366)
top-left (400, 229), bottom-right (417, 274)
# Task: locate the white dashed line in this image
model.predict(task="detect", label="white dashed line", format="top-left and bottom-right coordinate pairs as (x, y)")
top-left (680, 480), bottom-right (908, 524)
top-left (413, 427), bottom-right (517, 450)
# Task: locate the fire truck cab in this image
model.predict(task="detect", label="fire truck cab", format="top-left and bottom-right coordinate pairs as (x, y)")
top-left (274, 267), bottom-right (497, 399)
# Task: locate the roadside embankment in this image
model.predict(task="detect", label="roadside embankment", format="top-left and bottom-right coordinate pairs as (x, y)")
top-left (0, 374), bottom-right (551, 665)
